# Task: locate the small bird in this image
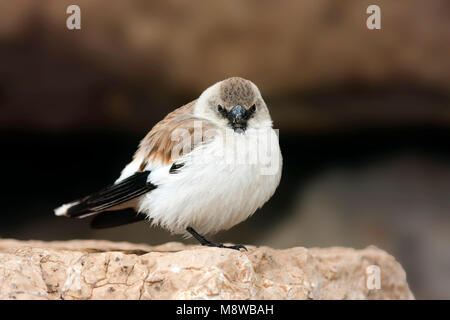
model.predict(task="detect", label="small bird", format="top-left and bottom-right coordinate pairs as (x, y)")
top-left (54, 77), bottom-right (282, 250)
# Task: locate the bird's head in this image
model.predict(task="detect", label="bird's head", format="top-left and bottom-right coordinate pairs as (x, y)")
top-left (194, 77), bottom-right (272, 133)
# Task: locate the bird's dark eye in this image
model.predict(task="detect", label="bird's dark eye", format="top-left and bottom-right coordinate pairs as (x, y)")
top-left (218, 105), bottom-right (227, 117)
top-left (250, 104), bottom-right (256, 113)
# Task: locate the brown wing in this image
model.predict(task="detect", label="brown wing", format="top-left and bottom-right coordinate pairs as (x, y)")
top-left (134, 100), bottom-right (219, 171)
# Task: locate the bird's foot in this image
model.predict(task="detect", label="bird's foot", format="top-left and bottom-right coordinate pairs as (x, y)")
top-left (186, 227), bottom-right (248, 251)
top-left (203, 242), bottom-right (248, 251)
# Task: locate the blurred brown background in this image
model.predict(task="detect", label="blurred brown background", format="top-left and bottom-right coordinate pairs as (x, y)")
top-left (0, 0), bottom-right (449, 299)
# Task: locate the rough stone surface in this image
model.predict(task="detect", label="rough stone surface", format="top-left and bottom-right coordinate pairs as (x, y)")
top-left (0, 239), bottom-right (413, 300)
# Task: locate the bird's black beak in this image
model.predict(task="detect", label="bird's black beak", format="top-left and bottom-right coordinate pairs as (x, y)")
top-left (228, 105), bottom-right (247, 132)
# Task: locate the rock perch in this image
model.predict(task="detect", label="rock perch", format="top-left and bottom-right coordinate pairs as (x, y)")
top-left (0, 239), bottom-right (413, 299)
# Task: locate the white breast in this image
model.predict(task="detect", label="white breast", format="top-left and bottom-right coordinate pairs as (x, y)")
top-left (138, 128), bottom-right (282, 236)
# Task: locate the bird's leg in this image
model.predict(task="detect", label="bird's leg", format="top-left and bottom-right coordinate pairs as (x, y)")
top-left (186, 227), bottom-right (247, 251)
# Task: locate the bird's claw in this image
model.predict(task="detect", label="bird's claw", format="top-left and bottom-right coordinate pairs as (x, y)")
top-left (226, 244), bottom-right (248, 251)
top-left (204, 243), bottom-right (248, 251)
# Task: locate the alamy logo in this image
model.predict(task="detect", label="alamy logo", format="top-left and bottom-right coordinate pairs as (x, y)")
top-left (170, 122), bottom-right (281, 176)
top-left (366, 5), bottom-right (381, 30)
top-left (366, 265), bottom-right (381, 290)
top-left (66, 5), bottom-right (81, 30)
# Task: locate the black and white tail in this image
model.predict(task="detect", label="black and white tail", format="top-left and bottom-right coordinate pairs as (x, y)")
top-left (54, 171), bottom-right (156, 219)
